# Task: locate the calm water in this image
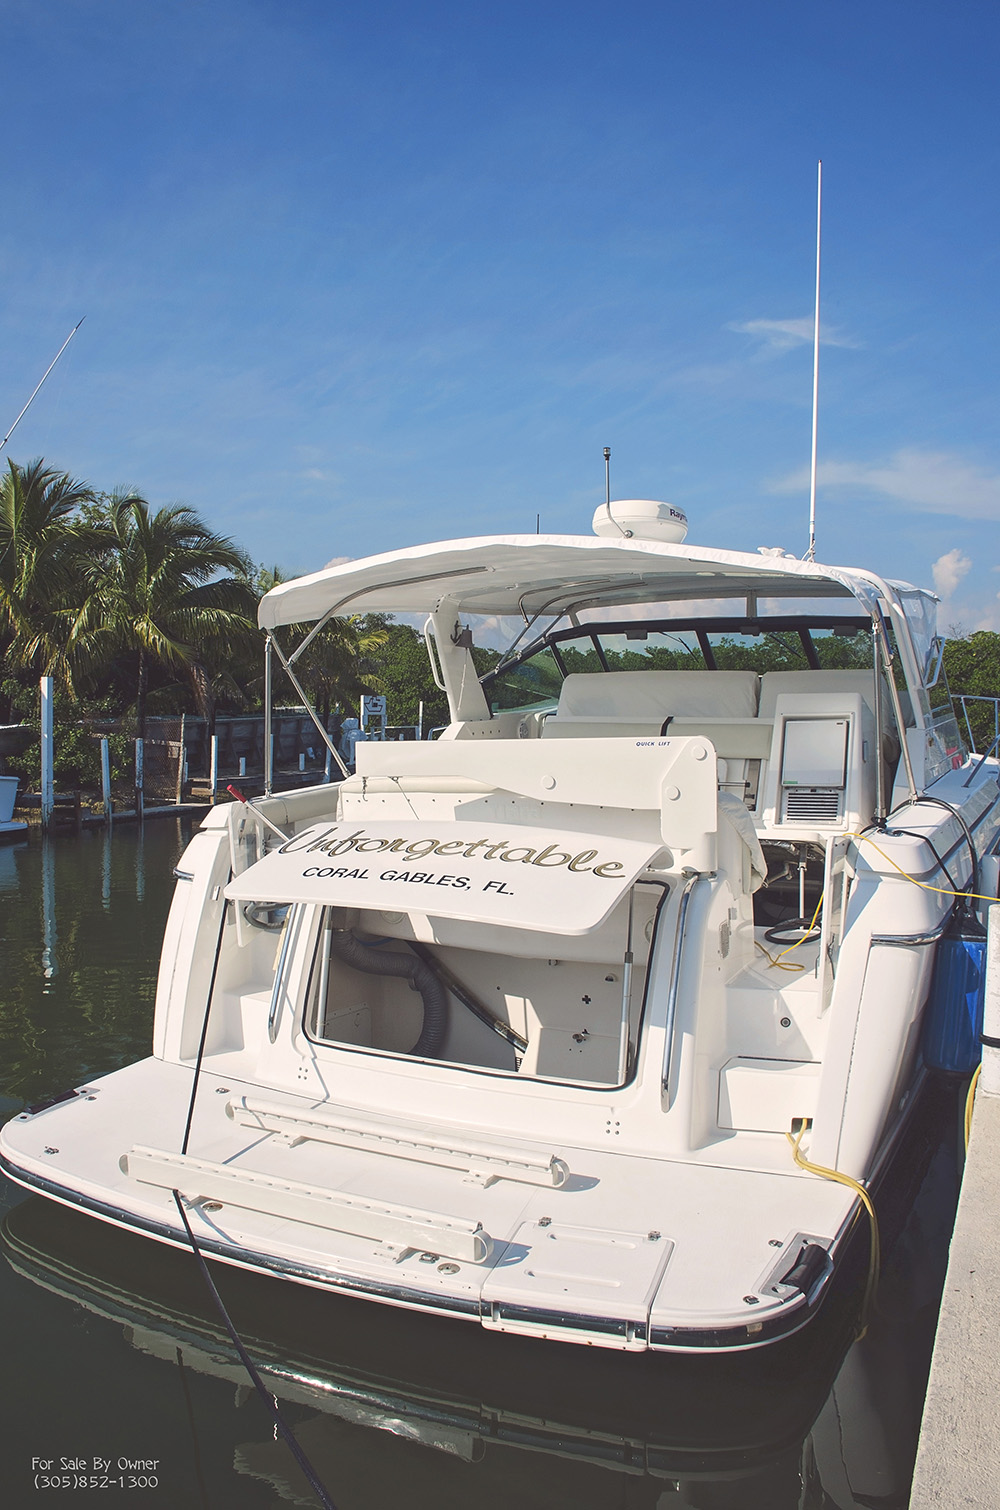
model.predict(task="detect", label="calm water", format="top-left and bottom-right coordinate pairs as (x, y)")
top-left (0, 822), bottom-right (966, 1509)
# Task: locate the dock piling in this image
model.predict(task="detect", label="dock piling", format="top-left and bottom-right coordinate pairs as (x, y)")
top-left (100, 737), bottom-right (113, 824)
top-left (40, 676), bottom-right (54, 832)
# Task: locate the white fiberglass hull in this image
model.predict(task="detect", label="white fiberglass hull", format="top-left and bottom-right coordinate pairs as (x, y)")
top-left (1, 1055), bottom-right (870, 1353)
top-left (7, 527), bottom-right (999, 1355)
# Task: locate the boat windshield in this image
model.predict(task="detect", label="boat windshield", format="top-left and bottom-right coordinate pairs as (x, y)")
top-left (482, 616), bottom-right (873, 715)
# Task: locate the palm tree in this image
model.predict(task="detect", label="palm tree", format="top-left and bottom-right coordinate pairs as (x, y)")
top-left (73, 492), bottom-right (257, 738)
top-left (0, 458), bottom-right (95, 688)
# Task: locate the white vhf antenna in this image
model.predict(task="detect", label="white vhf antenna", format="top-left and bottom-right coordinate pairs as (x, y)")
top-left (1, 317), bottom-right (85, 452)
top-left (603, 445), bottom-right (629, 537)
top-left (806, 161), bottom-right (822, 562)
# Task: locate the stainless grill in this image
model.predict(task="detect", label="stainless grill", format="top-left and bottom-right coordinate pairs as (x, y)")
top-left (782, 787), bottom-right (842, 823)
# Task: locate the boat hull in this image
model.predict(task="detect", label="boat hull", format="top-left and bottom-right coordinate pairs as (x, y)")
top-left (1, 1054), bottom-right (878, 1354)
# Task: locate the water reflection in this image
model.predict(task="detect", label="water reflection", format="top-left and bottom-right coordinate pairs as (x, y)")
top-left (1, 1076), bottom-right (961, 1510)
top-left (0, 839), bottom-right (24, 893)
top-left (41, 840), bottom-right (58, 983)
top-left (135, 825), bottom-right (145, 904)
top-left (0, 822), bottom-right (965, 1508)
top-left (0, 821), bottom-right (189, 1111)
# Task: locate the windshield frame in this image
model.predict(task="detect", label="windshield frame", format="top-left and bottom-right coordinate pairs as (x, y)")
top-left (480, 613), bottom-right (875, 710)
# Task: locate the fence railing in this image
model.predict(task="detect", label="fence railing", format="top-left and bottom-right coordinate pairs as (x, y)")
top-left (955, 696), bottom-right (1000, 756)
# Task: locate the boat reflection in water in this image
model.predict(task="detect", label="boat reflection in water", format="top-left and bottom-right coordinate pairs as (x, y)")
top-left (2, 1077), bottom-right (960, 1510)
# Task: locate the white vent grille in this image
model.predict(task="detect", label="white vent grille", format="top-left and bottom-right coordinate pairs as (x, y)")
top-left (782, 787), bottom-right (842, 824)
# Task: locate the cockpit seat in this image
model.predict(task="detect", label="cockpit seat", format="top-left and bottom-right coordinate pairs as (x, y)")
top-left (552, 670), bottom-right (760, 723)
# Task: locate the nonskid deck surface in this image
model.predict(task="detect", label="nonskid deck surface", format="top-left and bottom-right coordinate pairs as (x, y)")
top-left (1, 1056), bottom-right (853, 1348)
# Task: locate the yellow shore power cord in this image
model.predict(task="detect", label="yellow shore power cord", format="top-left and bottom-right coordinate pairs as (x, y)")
top-left (786, 1123), bottom-right (880, 1337)
top-left (770, 827), bottom-right (997, 1330)
top-left (965, 1063), bottom-right (982, 1154)
top-left (842, 830), bottom-right (993, 1158)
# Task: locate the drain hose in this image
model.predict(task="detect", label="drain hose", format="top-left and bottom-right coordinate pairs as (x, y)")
top-left (327, 929), bottom-right (448, 1058)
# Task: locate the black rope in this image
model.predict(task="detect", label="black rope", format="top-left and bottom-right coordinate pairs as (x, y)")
top-left (175, 1348), bottom-right (211, 1510)
top-left (172, 1193), bottom-right (337, 1510)
top-left (180, 900), bottom-right (229, 1156)
top-left (981, 1034), bottom-right (1000, 1051)
top-left (896, 795), bottom-right (981, 902)
top-left (882, 827), bottom-right (963, 901)
top-left (170, 898), bottom-right (336, 1508)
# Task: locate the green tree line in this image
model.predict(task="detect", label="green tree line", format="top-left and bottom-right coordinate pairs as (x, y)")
top-left (2, 455), bottom-right (999, 786)
top-left (0, 458), bottom-right (406, 785)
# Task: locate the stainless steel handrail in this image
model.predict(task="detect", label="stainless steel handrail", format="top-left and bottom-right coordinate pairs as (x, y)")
top-left (869, 919), bottom-right (951, 949)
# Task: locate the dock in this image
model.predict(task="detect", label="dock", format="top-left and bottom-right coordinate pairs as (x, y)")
top-left (909, 904), bottom-right (1000, 1507)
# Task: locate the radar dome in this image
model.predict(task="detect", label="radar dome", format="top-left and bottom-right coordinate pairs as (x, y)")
top-left (592, 499), bottom-right (688, 543)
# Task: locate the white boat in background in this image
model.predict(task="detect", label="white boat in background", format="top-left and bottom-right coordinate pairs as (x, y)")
top-left (4, 500), bottom-right (998, 1352)
top-left (0, 774), bottom-right (27, 840)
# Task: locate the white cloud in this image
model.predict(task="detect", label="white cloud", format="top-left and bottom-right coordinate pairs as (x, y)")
top-left (932, 548), bottom-right (972, 599)
top-left (973, 601), bottom-right (1000, 632)
top-left (771, 448), bottom-right (1000, 522)
top-left (728, 316), bottom-right (862, 351)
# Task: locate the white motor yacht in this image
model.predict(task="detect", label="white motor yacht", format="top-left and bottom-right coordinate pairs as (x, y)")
top-left (3, 501), bottom-right (997, 1352)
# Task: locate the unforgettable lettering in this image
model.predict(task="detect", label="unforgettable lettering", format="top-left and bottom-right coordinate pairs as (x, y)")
top-left (279, 826), bottom-right (626, 877)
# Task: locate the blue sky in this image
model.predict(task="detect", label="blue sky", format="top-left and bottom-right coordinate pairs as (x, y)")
top-left (2, 0), bottom-right (1000, 629)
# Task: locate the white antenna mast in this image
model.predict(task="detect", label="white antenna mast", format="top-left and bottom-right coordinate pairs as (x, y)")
top-left (602, 445), bottom-right (628, 536)
top-left (806, 161), bottom-right (822, 562)
top-left (2, 317), bottom-right (85, 452)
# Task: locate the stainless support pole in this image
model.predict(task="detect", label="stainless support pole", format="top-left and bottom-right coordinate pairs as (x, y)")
top-left (875, 614), bottom-right (918, 801)
top-left (264, 634), bottom-right (274, 797)
top-left (872, 621), bottom-right (885, 821)
top-left (269, 637), bottom-right (351, 779)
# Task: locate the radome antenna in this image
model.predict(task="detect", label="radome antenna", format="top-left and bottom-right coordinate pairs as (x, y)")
top-left (2, 318), bottom-right (86, 453)
top-left (806, 162), bottom-right (822, 562)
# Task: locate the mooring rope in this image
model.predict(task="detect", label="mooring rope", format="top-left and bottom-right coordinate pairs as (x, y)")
top-left (172, 895), bottom-right (337, 1509)
top-left (171, 1193), bottom-right (337, 1510)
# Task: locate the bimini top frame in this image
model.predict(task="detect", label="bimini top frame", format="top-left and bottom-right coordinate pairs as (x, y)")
top-left (258, 533), bottom-right (935, 626)
top-left (257, 532), bottom-right (939, 800)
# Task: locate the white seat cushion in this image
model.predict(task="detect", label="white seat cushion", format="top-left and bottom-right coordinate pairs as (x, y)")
top-left (555, 670), bottom-right (760, 721)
